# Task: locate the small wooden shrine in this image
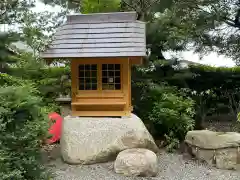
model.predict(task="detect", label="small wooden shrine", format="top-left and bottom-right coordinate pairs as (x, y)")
top-left (41, 12), bottom-right (146, 117)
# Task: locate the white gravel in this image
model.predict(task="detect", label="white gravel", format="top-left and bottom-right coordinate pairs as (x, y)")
top-left (49, 151), bottom-right (240, 180)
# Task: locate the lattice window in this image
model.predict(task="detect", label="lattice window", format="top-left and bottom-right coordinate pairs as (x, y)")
top-left (79, 64), bottom-right (97, 90)
top-left (102, 64), bottom-right (121, 90)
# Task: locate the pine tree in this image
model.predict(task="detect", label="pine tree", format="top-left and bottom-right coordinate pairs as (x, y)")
top-left (0, 32), bottom-right (18, 73)
top-left (0, 0), bottom-right (35, 72)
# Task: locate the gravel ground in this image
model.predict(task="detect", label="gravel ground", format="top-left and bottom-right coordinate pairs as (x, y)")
top-left (48, 151), bottom-right (240, 180)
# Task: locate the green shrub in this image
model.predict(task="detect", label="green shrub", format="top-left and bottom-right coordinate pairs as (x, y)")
top-left (0, 85), bottom-right (50, 180)
top-left (133, 82), bottom-right (195, 145)
top-left (10, 66), bottom-right (71, 113)
top-left (0, 73), bottom-right (60, 113)
top-left (10, 66), bottom-right (71, 98)
top-left (164, 132), bottom-right (180, 152)
top-left (149, 84), bottom-right (195, 140)
top-left (0, 73), bottom-right (28, 86)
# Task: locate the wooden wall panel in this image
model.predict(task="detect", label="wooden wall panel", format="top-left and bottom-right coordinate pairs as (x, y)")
top-left (70, 58), bottom-right (132, 117)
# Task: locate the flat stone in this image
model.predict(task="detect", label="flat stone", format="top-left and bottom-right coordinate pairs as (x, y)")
top-left (185, 130), bottom-right (240, 149)
top-left (60, 114), bottom-right (159, 164)
top-left (114, 148), bottom-right (158, 177)
top-left (185, 130), bottom-right (240, 170)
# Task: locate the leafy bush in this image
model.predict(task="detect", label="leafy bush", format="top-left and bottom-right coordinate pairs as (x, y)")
top-left (164, 132), bottom-right (180, 152)
top-left (10, 66), bottom-right (71, 98)
top-left (0, 73), bottom-right (28, 86)
top-left (9, 53), bottom-right (71, 112)
top-left (0, 85), bottom-right (50, 180)
top-left (9, 65), bottom-right (71, 113)
top-left (149, 84), bottom-right (195, 140)
top-left (133, 81), bottom-right (195, 144)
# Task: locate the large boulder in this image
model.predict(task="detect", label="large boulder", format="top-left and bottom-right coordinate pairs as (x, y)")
top-left (185, 130), bottom-right (240, 170)
top-left (60, 114), bottom-right (159, 164)
top-left (114, 148), bottom-right (158, 177)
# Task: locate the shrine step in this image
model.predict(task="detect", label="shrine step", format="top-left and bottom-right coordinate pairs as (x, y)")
top-left (71, 100), bottom-right (126, 106)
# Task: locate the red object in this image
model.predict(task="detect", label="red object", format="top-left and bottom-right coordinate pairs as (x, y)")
top-left (47, 112), bottom-right (63, 144)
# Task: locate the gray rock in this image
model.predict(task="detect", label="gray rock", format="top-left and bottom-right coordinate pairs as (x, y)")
top-left (185, 130), bottom-right (240, 170)
top-left (191, 147), bottom-right (215, 165)
top-left (114, 148), bottom-right (158, 177)
top-left (60, 114), bottom-right (159, 164)
top-left (215, 148), bottom-right (240, 170)
top-left (185, 130), bottom-right (240, 149)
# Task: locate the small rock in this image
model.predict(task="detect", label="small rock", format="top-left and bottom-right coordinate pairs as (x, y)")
top-left (114, 148), bottom-right (158, 177)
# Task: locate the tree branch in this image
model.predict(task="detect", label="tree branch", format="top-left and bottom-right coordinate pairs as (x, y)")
top-left (0, 10), bottom-right (7, 17)
top-left (196, 4), bottom-right (240, 30)
top-left (121, 0), bottom-right (137, 11)
top-left (224, 20), bottom-right (240, 29)
top-left (144, 0), bottom-right (161, 10)
top-left (234, 8), bottom-right (240, 25)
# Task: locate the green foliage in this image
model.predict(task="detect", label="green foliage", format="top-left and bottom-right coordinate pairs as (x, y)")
top-left (169, 0), bottom-right (240, 63)
top-left (0, 0), bottom-right (35, 24)
top-left (149, 84), bottom-right (195, 139)
top-left (40, 0), bottom-right (81, 11)
top-left (10, 65), bottom-right (71, 97)
top-left (184, 65), bottom-right (240, 122)
top-left (0, 32), bottom-right (19, 72)
top-left (133, 79), bottom-right (195, 142)
top-left (19, 10), bottom-right (63, 55)
top-left (8, 53), bottom-right (71, 112)
top-left (0, 2), bottom-right (59, 179)
top-left (0, 73), bottom-right (27, 86)
top-left (0, 85), bottom-right (50, 180)
top-left (132, 61), bottom-right (240, 144)
top-left (40, 0), bottom-right (240, 63)
top-left (148, 62), bottom-right (240, 129)
top-left (81, 0), bottom-right (121, 13)
top-left (164, 132), bottom-right (180, 153)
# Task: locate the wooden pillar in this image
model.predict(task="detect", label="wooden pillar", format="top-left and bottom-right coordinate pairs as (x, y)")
top-left (71, 60), bottom-right (77, 114)
top-left (128, 58), bottom-right (132, 113)
top-left (122, 58), bottom-right (131, 116)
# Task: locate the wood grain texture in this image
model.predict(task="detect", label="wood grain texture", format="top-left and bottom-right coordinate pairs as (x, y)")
top-left (71, 60), bottom-right (77, 112)
top-left (128, 59), bottom-right (132, 111)
top-left (72, 101), bottom-right (126, 105)
top-left (130, 57), bottom-right (143, 64)
top-left (70, 58), bottom-right (132, 117)
top-left (71, 110), bottom-right (130, 117)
